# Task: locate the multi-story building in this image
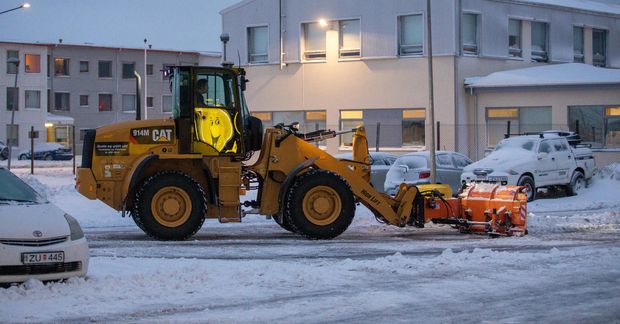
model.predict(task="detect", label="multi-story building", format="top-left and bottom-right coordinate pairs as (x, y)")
top-left (221, 0), bottom-right (620, 159)
top-left (1, 41), bottom-right (220, 153)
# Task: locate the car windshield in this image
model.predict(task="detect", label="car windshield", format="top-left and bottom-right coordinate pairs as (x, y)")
top-left (0, 169), bottom-right (47, 204)
top-left (495, 138), bottom-right (536, 151)
top-left (394, 155), bottom-right (427, 169)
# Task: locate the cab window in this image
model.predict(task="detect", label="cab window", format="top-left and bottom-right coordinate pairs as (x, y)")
top-left (195, 73), bottom-right (235, 109)
top-left (552, 139), bottom-right (568, 151)
top-left (538, 141), bottom-right (553, 153)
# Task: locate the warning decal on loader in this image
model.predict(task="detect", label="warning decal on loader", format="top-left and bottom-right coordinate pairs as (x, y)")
top-left (95, 142), bottom-right (129, 156)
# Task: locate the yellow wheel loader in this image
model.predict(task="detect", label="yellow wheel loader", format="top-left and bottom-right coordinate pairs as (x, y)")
top-left (76, 65), bottom-right (527, 240)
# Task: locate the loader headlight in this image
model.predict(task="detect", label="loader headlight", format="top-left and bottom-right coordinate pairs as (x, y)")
top-left (64, 214), bottom-right (84, 240)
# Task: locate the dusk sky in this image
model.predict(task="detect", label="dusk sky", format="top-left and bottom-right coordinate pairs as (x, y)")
top-left (0, 0), bottom-right (240, 52)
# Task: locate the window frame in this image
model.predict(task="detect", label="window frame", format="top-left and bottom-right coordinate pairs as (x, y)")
top-left (98, 93), bottom-right (113, 112)
top-left (530, 21), bottom-right (549, 62)
top-left (573, 26), bottom-right (584, 63)
top-left (338, 18), bottom-right (362, 59)
top-left (301, 21), bottom-right (327, 61)
top-left (162, 95), bottom-right (173, 113)
top-left (6, 124), bottom-right (19, 147)
top-left (402, 109), bottom-right (426, 147)
top-left (7, 50), bottom-right (18, 74)
top-left (568, 105), bottom-right (620, 148)
top-left (461, 12), bottom-right (480, 56)
top-left (592, 28), bottom-right (607, 67)
top-left (122, 62), bottom-right (136, 79)
top-left (79, 94), bottom-right (89, 107)
top-left (146, 96), bottom-right (153, 108)
top-left (6, 87), bottom-right (19, 111)
top-left (24, 53), bottom-right (41, 73)
top-left (122, 94), bottom-right (137, 112)
top-left (508, 19), bottom-right (522, 58)
top-left (54, 92), bottom-right (71, 111)
top-left (79, 60), bottom-right (89, 73)
top-left (98, 60), bottom-right (113, 78)
top-left (247, 25), bottom-right (269, 64)
top-left (340, 110), bottom-right (364, 147)
top-left (24, 90), bottom-right (41, 109)
top-left (397, 13), bottom-right (424, 57)
top-left (486, 107), bottom-right (552, 147)
top-left (54, 57), bottom-right (70, 76)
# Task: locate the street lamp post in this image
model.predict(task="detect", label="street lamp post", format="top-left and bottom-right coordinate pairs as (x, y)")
top-left (426, 0), bottom-right (437, 184)
top-left (0, 2), bottom-right (30, 15)
top-left (7, 57), bottom-right (20, 170)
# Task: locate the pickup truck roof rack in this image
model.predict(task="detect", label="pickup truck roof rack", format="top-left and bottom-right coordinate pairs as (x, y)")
top-left (503, 130), bottom-right (583, 146)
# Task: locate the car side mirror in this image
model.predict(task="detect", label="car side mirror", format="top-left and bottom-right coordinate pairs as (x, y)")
top-left (537, 152), bottom-right (548, 160)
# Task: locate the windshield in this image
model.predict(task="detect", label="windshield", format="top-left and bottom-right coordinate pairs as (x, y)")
top-left (0, 169), bottom-right (46, 204)
top-left (394, 155), bottom-right (427, 169)
top-left (495, 138), bottom-right (536, 151)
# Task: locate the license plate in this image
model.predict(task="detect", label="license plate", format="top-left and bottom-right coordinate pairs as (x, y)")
top-left (488, 176), bottom-right (508, 182)
top-left (476, 175), bottom-right (487, 180)
top-left (22, 252), bottom-right (64, 264)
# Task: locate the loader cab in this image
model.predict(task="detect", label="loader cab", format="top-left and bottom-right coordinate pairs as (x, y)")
top-left (169, 66), bottom-right (262, 157)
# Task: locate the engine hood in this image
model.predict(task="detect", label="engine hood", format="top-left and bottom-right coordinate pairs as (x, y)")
top-left (0, 203), bottom-right (70, 239)
top-left (465, 149), bottom-right (534, 172)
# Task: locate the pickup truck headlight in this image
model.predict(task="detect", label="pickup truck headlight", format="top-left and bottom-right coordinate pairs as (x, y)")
top-left (64, 214), bottom-right (85, 240)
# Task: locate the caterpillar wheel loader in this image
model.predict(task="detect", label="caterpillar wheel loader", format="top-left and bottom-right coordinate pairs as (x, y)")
top-left (76, 65), bottom-right (527, 240)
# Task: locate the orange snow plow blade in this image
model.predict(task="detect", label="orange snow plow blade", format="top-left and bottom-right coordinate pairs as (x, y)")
top-left (419, 183), bottom-right (528, 237)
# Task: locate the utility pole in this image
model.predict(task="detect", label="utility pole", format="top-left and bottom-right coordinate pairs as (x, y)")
top-left (7, 58), bottom-right (20, 170)
top-left (426, 0), bottom-right (437, 183)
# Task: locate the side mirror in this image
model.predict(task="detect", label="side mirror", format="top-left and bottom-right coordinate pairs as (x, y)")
top-left (238, 75), bottom-right (249, 91)
top-left (537, 152), bottom-right (548, 160)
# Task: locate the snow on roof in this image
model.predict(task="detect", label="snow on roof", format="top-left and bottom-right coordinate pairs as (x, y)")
top-left (465, 63), bottom-right (620, 89)
top-left (519, 0), bottom-right (620, 16)
top-left (46, 113), bottom-right (74, 124)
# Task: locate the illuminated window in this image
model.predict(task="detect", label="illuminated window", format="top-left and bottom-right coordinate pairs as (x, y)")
top-left (402, 109), bottom-right (425, 146)
top-left (340, 110), bottom-right (363, 146)
top-left (25, 54), bottom-right (41, 73)
top-left (55, 58), bottom-right (70, 76)
top-left (486, 107), bottom-right (551, 146)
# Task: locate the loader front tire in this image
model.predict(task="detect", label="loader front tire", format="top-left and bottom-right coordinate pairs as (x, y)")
top-left (273, 212), bottom-right (296, 233)
top-left (517, 175), bottom-right (536, 202)
top-left (284, 170), bottom-right (355, 239)
top-left (133, 171), bottom-right (206, 240)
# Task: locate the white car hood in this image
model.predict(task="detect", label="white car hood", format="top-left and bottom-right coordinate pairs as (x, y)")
top-left (465, 149), bottom-right (534, 172)
top-left (0, 203), bottom-right (70, 239)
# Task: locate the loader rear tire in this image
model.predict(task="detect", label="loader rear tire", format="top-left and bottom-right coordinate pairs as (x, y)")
top-left (133, 171), bottom-right (206, 240)
top-left (284, 170), bottom-right (355, 239)
top-left (517, 175), bottom-right (536, 202)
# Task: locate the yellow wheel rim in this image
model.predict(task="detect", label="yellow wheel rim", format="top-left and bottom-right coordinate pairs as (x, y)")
top-left (151, 186), bottom-right (192, 228)
top-left (302, 186), bottom-right (341, 226)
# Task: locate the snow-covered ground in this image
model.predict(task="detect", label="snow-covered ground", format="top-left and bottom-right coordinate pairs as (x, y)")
top-left (1, 163), bottom-right (619, 323)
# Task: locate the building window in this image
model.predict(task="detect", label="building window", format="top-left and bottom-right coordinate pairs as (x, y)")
top-left (163, 64), bottom-right (174, 80)
top-left (569, 105), bottom-right (620, 148)
top-left (398, 14), bottom-right (423, 56)
top-left (162, 95), bottom-right (172, 113)
top-left (7, 50), bottom-right (18, 74)
top-left (79, 129), bottom-right (88, 142)
top-left (146, 64), bottom-right (153, 75)
top-left (80, 61), bottom-right (89, 72)
top-left (98, 61), bottom-right (112, 78)
top-left (486, 107), bottom-right (551, 146)
top-left (55, 58), bottom-right (70, 76)
top-left (340, 110), bottom-right (363, 146)
top-left (461, 13), bottom-right (478, 55)
top-left (339, 19), bottom-right (361, 58)
top-left (248, 26), bottom-right (268, 63)
top-left (303, 22), bottom-right (326, 60)
top-left (573, 26), bottom-right (584, 63)
top-left (122, 94), bottom-right (136, 112)
top-left (98, 94), bottom-right (112, 111)
top-left (147, 96), bottom-right (153, 108)
top-left (402, 109), bottom-right (425, 146)
top-left (80, 95), bottom-right (89, 107)
top-left (6, 87), bottom-right (18, 111)
top-left (508, 19), bottom-right (522, 57)
top-left (54, 92), bottom-right (70, 111)
top-left (25, 90), bottom-right (40, 109)
top-left (25, 54), bottom-right (41, 73)
top-left (593, 29), bottom-right (607, 67)
top-left (251, 112), bottom-right (272, 126)
top-left (531, 21), bottom-right (548, 62)
top-left (122, 63), bottom-right (135, 79)
top-left (6, 124), bottom-right (18, 147)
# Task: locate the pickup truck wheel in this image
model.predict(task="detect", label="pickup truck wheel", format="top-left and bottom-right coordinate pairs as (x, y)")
top-left (284, 170), bottom-right (355, 239)
top-left (566, 171), bottom-right (585, 196)
top-left (18, 154), bottom-right (28, 160)
top-left (134, 171), bottom-right (206, 240)
top-left (517, 175), bottom-right (536, 202)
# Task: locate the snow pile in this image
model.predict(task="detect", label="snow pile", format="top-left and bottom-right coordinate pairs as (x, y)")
top-left (595, 163), bottom-right (620, 181)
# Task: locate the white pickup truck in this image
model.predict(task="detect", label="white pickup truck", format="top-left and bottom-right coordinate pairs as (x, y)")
top-left (461, 134), bottom-right (595, 201)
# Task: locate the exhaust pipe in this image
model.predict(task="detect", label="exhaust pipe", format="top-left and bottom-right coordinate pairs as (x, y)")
top-left (134, 71), bottom-right (142, 120)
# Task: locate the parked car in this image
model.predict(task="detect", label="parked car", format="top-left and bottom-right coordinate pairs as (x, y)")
top-left (0, 167), bottom-right (89, 284)
top-left (0, 141), bottom-right (8, 160)
top-left (384, 151), bottom-right (473, 196)
top-left (335, 152), bottom-right (397, 193)
top-left (461, 134), bottom-right (595, 201)
top-left (18, 142), bottom-right (73, 161)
